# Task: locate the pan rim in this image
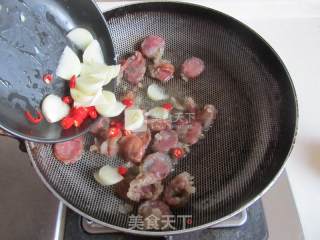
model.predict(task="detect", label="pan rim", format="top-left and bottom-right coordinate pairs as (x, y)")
top-left (27, 0), bottom-right (299, 236)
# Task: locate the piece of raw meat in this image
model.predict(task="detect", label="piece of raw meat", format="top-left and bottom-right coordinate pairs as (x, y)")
top-left (180, 57), bottom-right (205, 81)
top-left (196, 104), bottom-right (218, 129)
top-left (149, 61), bottom-right (175, 82)
top-left (53, 137), bottom-right (84, 165)
top-left (121, 51), bottom-right (146, 85)
top-left (142, 152), bottom-right (173, 180)
top-left (176, 121), bottom-right (203, 145)
top-left (152, 129), bottom-right (178, 153)
top-left (138, 200), bottom-right (172, 230)
top-left (127, 173), bottom-right (164, 202)
top-left (163, 172), bottom-right (195, 208)
top-left (119, 134), bottom-right (145, 164)
top-left (141, 35), bottom-right (165, 61)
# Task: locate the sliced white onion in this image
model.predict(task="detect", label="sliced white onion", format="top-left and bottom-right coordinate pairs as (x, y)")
top-left (81, 63), bottom-right (120, 84)
top-left (125, 108), bottom-right (144, 131)
top-left (147, 83), bottom-right (169, 101)
top-left (96, 101), bottom-right (125, 118)
top-left (41, 94), bottom-right (70, 123)
top-left (94, 165), bottom-right (124, 186)
top-left (66, 28), bottom-right (94, 51)
top-left (100, 90), bottom-right (117, 105)
top-left (83, 40), bottom-right (104, 64)
top-left (146, 107), bottom-right (170, 119)
top-left (56, 46), bottom-right (81, 80)
top-left (75, 76), bottom-right (106, 95)
top-left (71, 88), bottom-right (102, 107)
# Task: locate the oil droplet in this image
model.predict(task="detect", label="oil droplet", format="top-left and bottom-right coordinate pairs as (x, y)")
top-left (32, 83), bottom-right (38, 89)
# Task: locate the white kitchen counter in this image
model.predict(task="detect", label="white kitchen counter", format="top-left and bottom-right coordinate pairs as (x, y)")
top-left (98, 1), bottom-right (319, 239)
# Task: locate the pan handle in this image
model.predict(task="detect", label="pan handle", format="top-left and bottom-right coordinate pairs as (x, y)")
top-left (0, 129), bottom-right (27, 152)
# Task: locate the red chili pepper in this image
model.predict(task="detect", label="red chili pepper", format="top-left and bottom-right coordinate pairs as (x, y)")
top-left (87, 106), bottom-right (98, 119)
top-left (69, 75), bottom-right (77, 88)
top-left (71, 107), bottom-right (88, 118)
top-left (61, 116), bottom-right (74, 129)
top-left (73, 115), bottom-right (84, 127)
top-left (108, 127), bottom-right (120, 138)
top-left (62, 96), bottom-right (73, 105)
top-left (170, 147), bottom-right (184, 159)
top-left (24, 111), bottom-right (43, 124)
top-left (71, 107), bottom-right (89, 127)
top-left (118, 166), bottom-right (128, 176)
top-left (42, 73), bottom-right (53, 84)
top-left (122, 98), bottom-right (134, 108)
top-left (162, 103), bottom-right (173, 111)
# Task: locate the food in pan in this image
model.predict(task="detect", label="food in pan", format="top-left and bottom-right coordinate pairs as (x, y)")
top-left (149, 60), bottom-right (175, 82)
top-left (26, 27), bottom-right (121, 129)
top-left (163, 172), bottom-right (195, 208)
top-left (138, 200), bottom-right (172, 230)
top-left (120, 51), bottom-right (146, 85)
top-left (141, 35), bottom-right (165, 62)
top-left (180, 56), bottom-right (205, 81)
top-left (53, 136), bottom-right (84, 165)
top-left (51, 35), bottom-right (217, 225)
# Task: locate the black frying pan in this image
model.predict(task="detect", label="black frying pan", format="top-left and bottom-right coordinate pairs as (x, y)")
top-left (25, 2), bottom-right (298, 236)
top-left (0, 0), bottom-right (115, 143)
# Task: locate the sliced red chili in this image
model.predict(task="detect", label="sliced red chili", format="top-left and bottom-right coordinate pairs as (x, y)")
top-left (122, 98), bottom-right (134, 108)
top-left (70, 107), bottom-right (89, 127)
top-left (87, 106), bottom-right (98, 119)
top-left (69, 75), bottom-right (77, 88)
top-left (118, 166), bottom-right (128, 176)
top-left (42, 73), bottom-right (53, 84)
top-left (61, 116), bottom-right (74, 129)
top-left (73, 115), bottom-right (85, 127)
top-left (71, 107), bottom-right (88, 118)
top-left (108, 127), bottom-right (120, 138)
top-left (62, 96), bottom-right (73, 105)
top-left (24, 111), bottom-right (43, 124)
top-left (170, 147), bottom-right (184, 159)
top-left (162, 103), bottom-right (173, 111)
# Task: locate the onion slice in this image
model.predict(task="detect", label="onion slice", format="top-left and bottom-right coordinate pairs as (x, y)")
top-left (147, 83), bottom-right (169, 101)
top-left (67, 27), bottom-right (94, 51)
top-left (83, 40), bottom-right (104, 64)
top-left (56, 46), bottom-right (81, 80)
top-left (81, 63), bottom-right (120, 83)
top-left (94, 165), bottom-right (124, 186)
top-left (42, 94), bottom-right (70, 123)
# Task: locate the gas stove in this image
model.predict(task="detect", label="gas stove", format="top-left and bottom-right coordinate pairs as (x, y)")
top-left (61, 202), bottom-right (267, 240)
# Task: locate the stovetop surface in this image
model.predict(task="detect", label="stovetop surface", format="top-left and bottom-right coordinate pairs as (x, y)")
top-left (63, 201), bottom-right (267, 240)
